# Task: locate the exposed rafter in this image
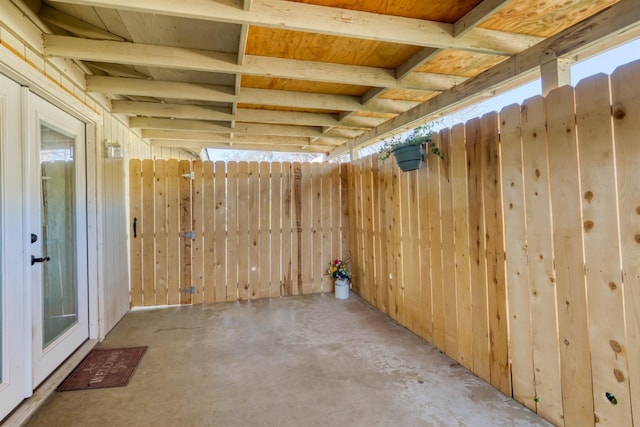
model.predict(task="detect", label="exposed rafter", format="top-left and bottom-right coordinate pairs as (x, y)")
top-left (130, 116), bottom-right (349, 142)
top-left (44, 35), bottom-right (466, 92)
top-left (87, 76), bottom-right (419, 114)
top-left (356, 0), bottom-right (512, 113)
top-left (111, 101), bottom-right (234, 121)
top-left (150, 139), bottom-right (331, 153)
top-left (49, 0), bottom-right (542, 55)
top-left (29, 0), bottom-right (634, 159)
top-left (335, 0), bottom-right (640, 157)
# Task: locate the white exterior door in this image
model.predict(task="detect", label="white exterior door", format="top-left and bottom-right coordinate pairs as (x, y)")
top-left (0, 74), bottom-right (28, 420)
top-left (28, 94), bottom-right (89, 387)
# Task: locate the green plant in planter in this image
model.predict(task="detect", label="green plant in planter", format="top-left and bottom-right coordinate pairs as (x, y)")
top-left (378, 124), bottom-right (443, 161)
top-left (377, 124), bottom-right (443, 172)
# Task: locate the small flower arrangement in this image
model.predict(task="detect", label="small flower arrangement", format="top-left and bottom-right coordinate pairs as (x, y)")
top-left (328, 258), bottom-right (351, 281)
top-left (377, 123), bottom-right (443, 161)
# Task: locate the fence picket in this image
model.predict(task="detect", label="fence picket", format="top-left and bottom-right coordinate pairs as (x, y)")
top-left (417, 154), bottom-right (432, 341)
top-left (428, 134), bottom-right (444, 352)
top-left (203, 161), bottom-right (215, 304)
top-left (499, 104), bottom-right (535, 408)
top-left (226, 162), bottom-right (239, 301)
top-left (520, 97), bottom-right (563, 423)
top-left (439, 129), bottom-right (458, 362)
top-left (612, 60), bottom-right (640, 422)
top-left (546, 85), bottom-right (594, 426)
top-left (129, 159), bottom-right (142, 307)
top-left (466, 118), bottom-right (491, 383)
top-left (154, 160), bottom-right (168, 306)
top-left (213, 161), bottom-right (227, 303)
top-left (270, 163), bottom-right (282, 298)
top-left (321, 163), bottom-right (333, 293)
top-left (191, 161), bottom-right (204, 304)
top-left (259, 162), bottom-right (272, 298)
top-left (281, 163), bottom-right (293, 296)
top-left (237, 162), bottom-right (250, 300)
top-left (248, 162), bottom-right (260, 300)
top-left (178, 160), bottom-right (192, 305)
top-left (166, 160), bottom-right (181, 305)
top-left (576, 74), bottom-right (632, 426)
top-left (481, 112), bottom-right (510, 396)
top-left (142, 159), bottom-right (155, 306)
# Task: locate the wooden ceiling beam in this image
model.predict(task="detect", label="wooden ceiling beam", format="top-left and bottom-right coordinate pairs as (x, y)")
top-left (236, 109), bottom-right (340, 128)
top-left (150, 139), bottom-right (329, 153)
top-left (111, 100), bottom-right (234, 121)
top-left (114, 100), bottom-right (365, 131)
top-left (143, 129), bottom-right (331, 149)
top-left (85, 62), bottom-right (148, 79)
top-left (87, 75), bottom-right (236, 102)
top-left (44, 35), bottom-right (464, 91)
top-left (131, 116), bottom-right (350, 142)
top-left (337, 0), bottom-right (640, 157)
top-left (90, 76), bottom-right (418, 114)
top-left (131, 117), bottom-right (232, 132)
top-left (49, 0), bottom-right (542, 55)
top-left (142, 129), bottom-right (232, 142)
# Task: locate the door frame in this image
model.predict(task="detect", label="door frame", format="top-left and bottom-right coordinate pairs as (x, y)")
top-left (27, 93), bottom-right (90, 387)
top-left (0, 31), bottom-right (103, 421)
top-left (0, 70), bottom-right (28, 421)
top-left (15, 78), bottom-right (101, 393)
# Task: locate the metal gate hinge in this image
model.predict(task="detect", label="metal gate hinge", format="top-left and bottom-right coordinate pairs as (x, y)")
top-left (181, 286), bottom-right (196, 294)
top-left (181, 172), bottom-right (195, 179)
top-left (180, 231), bottom-right (196, 240)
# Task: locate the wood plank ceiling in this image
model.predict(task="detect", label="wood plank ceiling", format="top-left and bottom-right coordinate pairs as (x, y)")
top-left (28, 0), bottom-right (633, 155)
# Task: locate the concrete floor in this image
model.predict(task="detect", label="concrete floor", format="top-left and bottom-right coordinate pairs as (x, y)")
top-left (26, 293), bottom-right (551, 427)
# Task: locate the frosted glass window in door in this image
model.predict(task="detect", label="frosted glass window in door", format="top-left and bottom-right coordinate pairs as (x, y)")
top-left (39, 124), bottom-right (78, 348)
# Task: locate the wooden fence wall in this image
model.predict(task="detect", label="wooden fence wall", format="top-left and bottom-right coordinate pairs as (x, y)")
top-left (129, 160), bottom-right (349, 306)
top-left (348, 59), bottom-right (640, 427)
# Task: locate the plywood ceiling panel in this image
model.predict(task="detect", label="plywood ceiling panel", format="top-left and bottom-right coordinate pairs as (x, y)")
top-left (241, 75), bottom-right (370, 96)
top-left (287, 0), bottom-right (483, 22)
top-left (246, 27), bottom-right (420, 68)
top-left (237, 104), bottom-right (342, 114)
top-left (481, 0), bottom-right (620, 37)
top-left (379, 89), bottom-right (439, 103)
top-left (417, 50), bottom-right (508, 77)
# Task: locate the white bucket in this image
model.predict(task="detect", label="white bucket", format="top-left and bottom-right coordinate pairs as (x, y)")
top-left (335, 279), bottom-right (350, 299)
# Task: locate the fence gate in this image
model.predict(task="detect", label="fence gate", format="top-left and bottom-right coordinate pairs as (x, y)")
top-left (129, 159), bottom-right (349, 307)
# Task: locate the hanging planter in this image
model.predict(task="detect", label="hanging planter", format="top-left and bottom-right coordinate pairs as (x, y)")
top-left (391, 141), bottom-right (425, 172)
top-left (378, 124), bottom-right (443, 172)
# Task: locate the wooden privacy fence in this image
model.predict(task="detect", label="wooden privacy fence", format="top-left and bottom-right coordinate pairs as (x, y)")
top-left (348, 60), bottom-right (640, 427)
top-left (129, 160), bottom-right (349, 307)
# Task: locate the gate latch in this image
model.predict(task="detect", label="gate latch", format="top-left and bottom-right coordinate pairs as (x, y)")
top-left (180, 231), bottom-right (196, 240)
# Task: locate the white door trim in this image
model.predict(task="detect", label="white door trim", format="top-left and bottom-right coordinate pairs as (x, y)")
top-left (28, 93), bottom-right (89, 388)
top-left (0, 70), bottom-right (28, 422)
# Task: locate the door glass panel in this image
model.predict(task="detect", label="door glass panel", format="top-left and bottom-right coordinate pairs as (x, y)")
top-left (40, 123), bottom-right (78, 348)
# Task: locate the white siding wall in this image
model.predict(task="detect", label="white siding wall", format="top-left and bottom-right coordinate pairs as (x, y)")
top-left (0, 2), bottom-right (198, 337)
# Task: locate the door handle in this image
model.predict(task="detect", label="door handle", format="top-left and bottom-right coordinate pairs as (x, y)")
top-left (31, 255), bottom-right (50, 265)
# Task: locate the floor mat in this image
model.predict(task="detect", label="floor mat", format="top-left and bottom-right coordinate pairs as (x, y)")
top-left (57, 346), bottom-right (147, 391)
